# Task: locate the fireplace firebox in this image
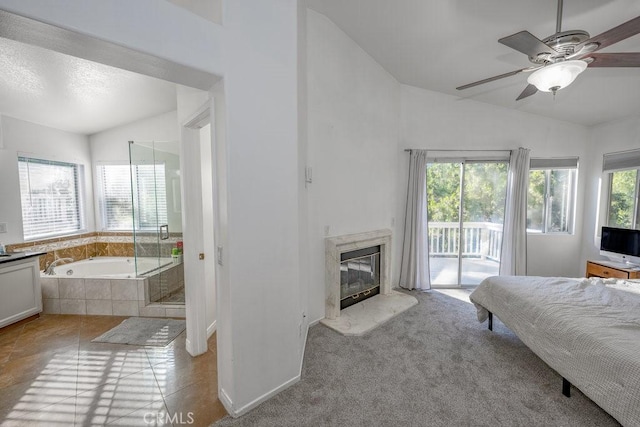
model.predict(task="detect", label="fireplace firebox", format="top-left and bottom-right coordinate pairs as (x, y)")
top-left (340, 246), bottom-right (381, 309)
top-left (324, 229), bottom-right (391, 320)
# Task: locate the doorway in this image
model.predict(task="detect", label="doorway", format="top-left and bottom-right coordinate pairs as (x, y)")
top-left (427, 160), bottom-right (508, 286)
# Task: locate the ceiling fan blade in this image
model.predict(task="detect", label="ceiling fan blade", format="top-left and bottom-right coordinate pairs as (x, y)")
top-left (498, 31), bottom-right (555, 57)
top-left (578, 16), bottom-right (640, 52)
top-left (456, 68), bottom-right (529, 90)
top-left (516, 84), bottom-right (538, 101)
top-left (586, 52), bottom-right (640, 67)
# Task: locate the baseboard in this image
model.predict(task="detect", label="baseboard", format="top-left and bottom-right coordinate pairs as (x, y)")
top-left (221, 320), bottom-right (314, 418)
top-left (219, 318), bottom-right (322, 418)
top-left (207, 320), bottom-right (217, 338)
top-left (220, 374), bottom-right (301, 418)
top-left (218, 387), bottom-right (234, 416)
top-left (309, 316), bottom-right (323, 327)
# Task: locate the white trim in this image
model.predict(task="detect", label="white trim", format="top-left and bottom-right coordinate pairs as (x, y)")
top-left (221, 375), bottom-right (301, 418)
top-left (183, 101), bottom-right (213, 130)
top-left (298, 323), bottom-right (309, 375)
top-left (206, 319), bottom-right (217, 338)
top-left (181, 116), bottom-right (209, 356)
top-left (218, 388), bottom-right (234, 416)
top-left (219, 319), bottom-right (318, 418)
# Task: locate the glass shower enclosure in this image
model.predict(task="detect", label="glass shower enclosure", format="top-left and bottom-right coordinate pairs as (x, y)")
top-left (128, 141), bottom-right (184, 304)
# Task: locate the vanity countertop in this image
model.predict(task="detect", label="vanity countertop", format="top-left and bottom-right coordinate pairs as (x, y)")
top-left (0, 251), bottom-right (46, 265)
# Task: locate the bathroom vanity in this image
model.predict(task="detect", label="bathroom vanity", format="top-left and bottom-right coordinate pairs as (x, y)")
top-left (0, 252), bottom-right (45, 328)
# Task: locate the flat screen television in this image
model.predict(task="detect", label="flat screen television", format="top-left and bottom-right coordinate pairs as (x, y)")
top-left (600, 226), bottom-right (640, 267)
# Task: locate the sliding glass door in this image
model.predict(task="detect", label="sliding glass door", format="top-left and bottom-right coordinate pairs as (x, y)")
top-left (427, 160), bottom-right (507, 286)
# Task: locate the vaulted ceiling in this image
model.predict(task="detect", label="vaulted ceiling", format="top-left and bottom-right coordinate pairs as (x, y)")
top-left (1, 2), bottom-right (638, 133)
top-left (308, 0), bottom-right (640, 126)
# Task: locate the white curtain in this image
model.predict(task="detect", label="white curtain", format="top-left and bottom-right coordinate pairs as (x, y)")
top-left (500, 147), bottom-right (530, 276)
top-left (399, 149), bottom-right (430, 290)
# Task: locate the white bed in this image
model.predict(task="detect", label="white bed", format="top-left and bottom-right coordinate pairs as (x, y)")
top-left (470, 275), bottom-right (640, 426)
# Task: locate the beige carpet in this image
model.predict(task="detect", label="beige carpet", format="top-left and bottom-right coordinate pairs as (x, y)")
top-left (214, 290), bottom-right (619, 426)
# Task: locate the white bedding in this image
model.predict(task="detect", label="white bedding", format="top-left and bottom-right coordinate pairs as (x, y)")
top-left (470, 276), bottom-right (640, 426)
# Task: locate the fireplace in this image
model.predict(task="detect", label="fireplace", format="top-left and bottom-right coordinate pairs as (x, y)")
top-left (340, 246), bottom-right (380, 309)
top-left (325, 229), bottom-right (392, 319)
top-left (323, 229), bottom-right (417, 335)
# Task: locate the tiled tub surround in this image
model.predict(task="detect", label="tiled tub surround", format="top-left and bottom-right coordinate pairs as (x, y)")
top-left (7, 231), bottom-right (183, 272)
top-left (40, 260), bottom-right (185, 318)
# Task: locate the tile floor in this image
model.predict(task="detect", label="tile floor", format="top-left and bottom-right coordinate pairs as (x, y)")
top-left (0, 315), bottom-right (226, 426)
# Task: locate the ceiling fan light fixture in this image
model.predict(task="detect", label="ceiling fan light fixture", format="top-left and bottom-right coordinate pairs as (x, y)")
top-left (527, 60), bottom-right (588, 93)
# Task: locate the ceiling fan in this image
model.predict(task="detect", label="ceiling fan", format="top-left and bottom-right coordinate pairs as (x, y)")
top-left (456, 0), bottom-right (640, 100)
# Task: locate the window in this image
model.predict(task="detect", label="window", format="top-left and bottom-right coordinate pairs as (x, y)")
top-left (603, 149), bottom-right (640, 229)
top-left (527, 158), bottom-right (578, 234)
top-left (97, 164), bottom-right (167, 230)
top-left (18, 156), bottom-right (84, 240)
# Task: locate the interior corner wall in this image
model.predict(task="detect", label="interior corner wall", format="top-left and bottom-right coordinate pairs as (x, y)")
top-left (0, 116), bottom-right (94, 244)
top-left (398, 84), bottom-right (591, 280)
top-left (580, 116), bottom-right (640, 269)
top-left (89, 110), bottom-right (181, 232)
top-left (220, 0), bottom-right (303, 415)
top-left (306, 10), bottom-right (401, 323)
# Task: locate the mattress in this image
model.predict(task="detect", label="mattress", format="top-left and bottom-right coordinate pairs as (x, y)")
top-left (470, 276), bottom-right (640, 426)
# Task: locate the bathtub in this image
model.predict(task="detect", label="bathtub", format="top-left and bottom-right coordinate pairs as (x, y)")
top-left (47, 256), bottom-right (173, 278)
top-left (39, 256), bottom-right (185, 318)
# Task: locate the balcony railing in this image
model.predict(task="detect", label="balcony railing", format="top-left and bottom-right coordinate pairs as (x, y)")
top-left (428, 222), bottom-right (503, 262)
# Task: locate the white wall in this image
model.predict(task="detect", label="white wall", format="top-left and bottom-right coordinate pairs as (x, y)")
top-left (0, 0), bottom-right (307, 418)
top-left (306, 10), bottom-right (401, 322)
top-left (219, 0), bottom-right (303, 415)
top-left (398, 85), bottom-right (591, 279)
top-left (167, 0), bottom-right (222, 24)
top-left (89, 111), bottom-right (181, 232)
top-left (306, 7), bottom-right (592, 315)
top-left (580, 115), bottom-right (640, 269)
top-left (89, 111), bottom-right (179, 161)
top-left (0, 115), bottom-right (94, 244)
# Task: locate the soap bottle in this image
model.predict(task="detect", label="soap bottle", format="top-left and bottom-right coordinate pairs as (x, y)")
top-left (0, 242), bottom-right (5, 255)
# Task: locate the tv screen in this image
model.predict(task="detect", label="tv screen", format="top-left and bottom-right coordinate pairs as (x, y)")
top-left (601, 226), bottom-right (640, 258)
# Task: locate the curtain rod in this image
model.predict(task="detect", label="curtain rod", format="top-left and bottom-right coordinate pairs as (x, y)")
top-left (404, 149), bottom-right (511, 153)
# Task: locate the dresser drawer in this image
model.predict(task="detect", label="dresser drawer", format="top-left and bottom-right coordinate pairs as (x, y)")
top-left (587, 262), bottom-right (629, 279)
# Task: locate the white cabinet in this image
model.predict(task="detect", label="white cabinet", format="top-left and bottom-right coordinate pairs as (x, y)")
top-left (0, 257), bottom-right (42, 328)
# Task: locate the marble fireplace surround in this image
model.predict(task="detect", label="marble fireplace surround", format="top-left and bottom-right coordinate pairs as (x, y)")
top-left (324, 229), bottom-right (392, 320)
top-left (322, 229), bottom-right (417, 336)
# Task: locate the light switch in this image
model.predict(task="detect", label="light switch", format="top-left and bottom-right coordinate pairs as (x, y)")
top-left (0, 223), bottom-right (7, 233)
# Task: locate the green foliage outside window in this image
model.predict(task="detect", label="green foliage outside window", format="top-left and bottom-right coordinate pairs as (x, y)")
top-left (426, 163), bottom-right (460, 222)
top-left (608, 169), bottom-right (638, 229)
top-left (527, 168), bottom-right (576, 233)
top-left (426, 162), bottom-right (507, 223)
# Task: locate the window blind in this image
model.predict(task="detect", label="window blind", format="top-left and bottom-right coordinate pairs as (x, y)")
top-left (98, 164), bottom-right (167, 230)
top-left (99, 164), bottom-right (134, 230)
top-left (133, 164), bottom-right (168, 229)
top-left (603, 149), bottom-right (640, 172)
top-left (18, 157), bottom-right (83, 240)
top-left (530, 157), bottom-right (579, 170)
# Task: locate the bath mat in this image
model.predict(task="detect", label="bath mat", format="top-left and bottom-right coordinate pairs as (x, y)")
top-left (91, 317), bottom-right (186, 347)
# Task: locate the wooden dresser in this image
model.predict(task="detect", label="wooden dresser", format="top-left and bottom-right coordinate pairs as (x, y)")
top-left (586, 260), bottom-right (640, 279)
